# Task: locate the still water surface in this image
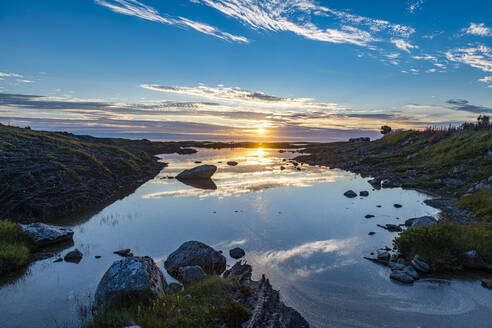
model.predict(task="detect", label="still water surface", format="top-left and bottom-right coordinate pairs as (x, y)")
top-left (0, 148), bottom-right (490, 327)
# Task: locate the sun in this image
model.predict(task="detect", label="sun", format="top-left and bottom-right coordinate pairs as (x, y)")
top-left (257, 127), bottom-right (266, 135)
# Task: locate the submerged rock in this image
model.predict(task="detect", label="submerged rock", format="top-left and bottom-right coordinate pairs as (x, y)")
top-left (359, 191), bottom-right (369, 197)
top-left (20, 223), bottom-right (74, 248)
top-left (344, 190), bottom-right (357, 198)
top-left (230, 247), bottom-right (246, 259)
top-left (404, 216), bottom-right (437, 228)
top-left (176, 165), bottom-right (217, 180)
top-left (95, 256), bottom-right (167, 308)
top-left (164, 241), bottom-right (226, 278)
top-left (178, 265), bottom-right (207, 284)
top-left (64, 249), bottom-right (83, 263)
top-left (227, 161), bottom-right (239, 166)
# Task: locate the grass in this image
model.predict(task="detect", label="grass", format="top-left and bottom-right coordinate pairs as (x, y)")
top-left (87, 276), bottom-right (252, 328)
top-left (394, 222), bottom-right (492, 270)
top-left (0, 221), bottom-right (31, 274)
top-left (459, 187), bottom-right (492, 221)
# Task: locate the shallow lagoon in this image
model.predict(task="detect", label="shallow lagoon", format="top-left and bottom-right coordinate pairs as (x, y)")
top-left (0, 148), bottom-right (490, 327)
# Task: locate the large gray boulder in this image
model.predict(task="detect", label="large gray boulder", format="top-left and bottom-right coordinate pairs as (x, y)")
top-left (176, 165), bottom-right (217, 180)
top-left (95, 256), bottom-right (167, 308)
top-left (405, 216), bottom-right (437, 228)
top-left (178, 265), bottom-right (207, 284)
top-left (20, 223), bottom-right (74, 248)
top-left (164, 241), bottom-right (226, 278)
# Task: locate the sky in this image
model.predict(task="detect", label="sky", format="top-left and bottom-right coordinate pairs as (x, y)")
top-left (0, 0), bottom-right (491, 141)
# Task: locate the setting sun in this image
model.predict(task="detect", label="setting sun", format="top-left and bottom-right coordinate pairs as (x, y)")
top-left (257, 127), bottom-right (266, 135)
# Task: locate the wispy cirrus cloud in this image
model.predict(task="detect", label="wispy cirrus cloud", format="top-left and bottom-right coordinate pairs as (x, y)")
top-left (94, 0), bottom-right (248, 43)
top-left (462, 23), bottom-right (492, 37)
top-left (446, 45), bottom-right (492, 73)
top-left (391, 38), bottom-right (418, 53)
top-left (408, 0), bottom-right (425, 14)
top-left (0, 72), bottom-right (23, 78)
top-left (478, 76), bottom-right (492, 88)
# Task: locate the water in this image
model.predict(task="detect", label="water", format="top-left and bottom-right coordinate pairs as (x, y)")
top-left (0, 148), bottom-right (490, 328)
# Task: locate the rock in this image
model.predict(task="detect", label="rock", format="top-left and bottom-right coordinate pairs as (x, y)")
top-left (377, 250), bottom-right (390, 262)
top-left (64, 249), bottom-right (83, 263)
top-left (280, 166), bottom-right (286, 170)
top-left (178, 265), bottom-right (207, 284)
top-left (95, 255), bottom-right (101, 259)
top-left (95, 256), bottom-right (167, 308)
top-left (359, 191), bottom-right (369, 197)
top-left (349, 137), bottom-right (370, 142)
top-left (185, 294), bottom-right (192, 300)
top-left (411, 256), bottom-right (430, 273)
top-left (365, 214), bottom-right (375, 219)
top-left (390, 270), bottom-right (414, 284)
top-left (368, 232), bottom-right (375, 235)
top-left (176, 165), bottom-right (217, 180)
top-left (368, 178), bottom-right (382, 189)
top-left (382, 179), bottom-right (399, 188)
top-left (166, 282), bottom-right (183, 294)
top-left (164, 241), bottom-right (227, 278)
top-left (20, 223), bottom-right (74, 248)
top-left (377, 224), bottom-right (402, 232)
top-left (481, 279), bottom-right (492, 289)
top-left (388, 262), bottom-right (406, 271)
top-left (377, 205), bottom-right (382, 208)
top-left (113, 249), bottom-right (133, 257)
top-left (344, 190), bottom-right (357, 198)
top-left (54, 257), bottom-right (63, 263)
top-left (464, 250), bottom-right (478, 260)
top-left (194, 161), bottom-right (202, 164)
top-left (229, 247), bottom-right (246, 259)
top-left (404, 216), bottom-right (437, 228)
top-left (401, 266), bottom-right (419, 279)
top-left (227, 161), bottom-right (238, 166)
top-left (393, 204), bottom-right (402, 208)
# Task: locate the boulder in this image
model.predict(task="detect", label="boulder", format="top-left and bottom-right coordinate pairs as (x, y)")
top-left (176, 165), bottom-right (217, 180)
top-left (178, 265), bottom-right (207, 284)
top-left (20, 223), bottom-right (74, 248)
top-left (164, 241), bottom-right (227, 278)
top-left (227, 161), bottom-right (238, 166)
top-left (64, 249), bottom-right (83, 263)
top-left (390, 270), bottom-right (414, 284)
top-left (95, 256), bottom-right (167, 308)
top-left (481, 279), bottom-right (492, 289)
top-left (344, 190), bottom-right (357, 198)
top-left (166, 282), bottom-right (183, 294)
top-left (113, 249), bottom-right (133, 257)
top-left (404, 216), bottom-right (437, 228)
top-left (229, 247), bottom-right (246, 259)
top-left (377, 250), bottom-right (390, 262)
top-left (359, 191), bottom-right (369, 197)
top-left (411, 256), bottom-right (430, 273)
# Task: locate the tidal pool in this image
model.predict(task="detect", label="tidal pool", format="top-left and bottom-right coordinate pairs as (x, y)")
top-left (0, 148), bottom-right (490, 327)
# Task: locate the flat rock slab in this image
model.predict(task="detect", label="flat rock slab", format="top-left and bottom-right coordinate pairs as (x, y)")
top-left (176, 165), bottom-right (217, 179)
top-left (20, 223), bottom-right (74, 248)
top-left (95, 256), bottom-right (167, 308)
top-left (164, 241), bottom-right (226, 278)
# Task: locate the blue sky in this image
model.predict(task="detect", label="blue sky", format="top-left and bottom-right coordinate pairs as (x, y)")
top-left (0, 0), bottom-right (491, 141)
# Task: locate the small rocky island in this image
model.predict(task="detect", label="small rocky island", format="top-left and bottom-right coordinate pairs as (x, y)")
top-left (90, 241), bottom-right (310, 328)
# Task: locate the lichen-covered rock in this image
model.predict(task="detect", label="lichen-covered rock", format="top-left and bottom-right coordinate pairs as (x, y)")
top-left (164, 241), bottom-right (226, 278)
top-left (404, 216), bottom-right (437, 228)
top-left (20, 223), bottom-right (73, 248)
top-left (95, 256), bottom-right (167, 308)
top-left (178, 265), bottom-right (207, 284)
top-left (176, 165), bottom-right (217, 179)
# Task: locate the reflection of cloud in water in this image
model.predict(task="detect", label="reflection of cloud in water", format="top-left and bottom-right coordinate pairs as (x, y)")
top-left (250, 238), bottom-right (360, 279)
top-left (144, 172), bottom-right (344, 199)
top-left (214, 239), bottom-right (248, 249)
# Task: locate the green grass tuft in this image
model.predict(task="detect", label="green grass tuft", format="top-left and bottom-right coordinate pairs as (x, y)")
top-left (0, 220), bottom-right (31, 274)
top-left (459, 187), bottom-right (492, 221)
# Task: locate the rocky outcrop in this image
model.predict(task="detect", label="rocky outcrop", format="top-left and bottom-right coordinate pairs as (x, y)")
top-left (404, 216), bottom-right (437, 228)
top-left (95, 256), bottom-right (167, 308)
top-left (164, 241), bottom-right (226, 278)
top-left (20, 223), bottom-right (74, 248)
top-left (176, 165), bottom-right (217, 180)
top-left (224, 262), bottom-right (310, 328)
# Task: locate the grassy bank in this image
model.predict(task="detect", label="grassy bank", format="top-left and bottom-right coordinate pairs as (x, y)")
top-left (88, 276), bottom-right (251, 328)
top-left (0, 221), bottom-right (31, 274)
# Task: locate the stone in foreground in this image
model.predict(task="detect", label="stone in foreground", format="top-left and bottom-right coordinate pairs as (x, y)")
top-left (344, 190), bottom-right (357, 198)
top-left (164, 241), bottom-right (226, 278)
top-left (176, 164), bottom-right (217, 180)
top-left (95, 256), bottom-right (167, 308)
top-left (229, 247), bottom-right (246, 259)
top-left (178, 265), bottom-right (207, 284)
top-left (20, 223), bottom-right (74, 248)
top-left (404, 216), bottom-right (437, 228)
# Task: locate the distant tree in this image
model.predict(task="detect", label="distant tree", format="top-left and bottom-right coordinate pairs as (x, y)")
top-left (477, 115), bottom-right (490, 126)
top-left (380, 125), bottom-right (392, 135)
